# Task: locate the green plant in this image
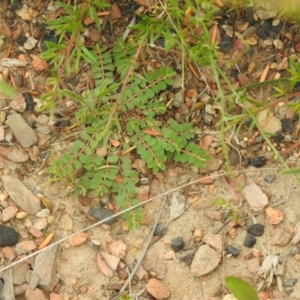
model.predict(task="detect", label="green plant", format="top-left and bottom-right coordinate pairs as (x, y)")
top-left (225, 276), bottom-right (259, 300)
top-left (47, 37), bottom-right (208, 227)
top-left (43, 0), bottom-right (300, 228)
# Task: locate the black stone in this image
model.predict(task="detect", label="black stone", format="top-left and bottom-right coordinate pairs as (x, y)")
top-left (23, 92), bottom-right (34, 111)
top-left (245, 7), bottom-right (255, 25)
top-left (265, 173), bottom-right (276, 183)
top-left (0, 225), bottom-right (19, 246)
top-left (54, 120), bottom-right (71, 128)
top-left (256, 19), bottom-right (273, 40)
top-left (247, 224), bottom-right (264, 236)
top-left (244, 118), bottom-right (253, 127)
top-left (179, 247), bottom-right (198, 265)
top-left (88, 208), bottom-right (115, 225)
top-left (293, 82), bottom-right (300, 92)
top-left (16, 36), bottom-right (27, 45)
top-left (230, 69), bottom-right (239, 78)
top-left (220, 35), bottom-right (233, 52)
top-left (268, 22), bottom-right (283, 39)
top-left (293, 113), bottom-right (299, 122)
top-left (273, 132), bottom-right (284, 141)
top-left (10, 0), bottom-right (22, 11)
top-left (249, 156), bottom-right (266, 168)
top-left (281, 118), bottom-right (295, 132)
top-left (171, 237), bottom-right (185, 252)
top-left (243, 234), bottom-right (256, 248)
top-left (283, 278), bottom-right (297, 288)
top-left (41, 31), bottom-right (58, 51)
top-left (227, 245), bottom-right (240, 257)
top-left (154, 223), bottom-right (165, 236)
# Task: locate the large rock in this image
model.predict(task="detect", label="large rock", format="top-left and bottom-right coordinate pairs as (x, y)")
top-left (33, 245), bottom-right (60, 291)
top-left (2, 175), bottom-right (41, 214)
top-left (191, 245), bottom-right (221, 276)
top-left (5, 113), bottom-right (38, 148)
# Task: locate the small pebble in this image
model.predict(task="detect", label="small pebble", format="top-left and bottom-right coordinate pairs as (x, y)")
top-left (88, 208), bottom-right (115, 225)
top-left (283, 278), bottom-right (297, 288)
top-left (154, 223), bottom-right (165, 236)
top-left (0, 225), bottom-right (19, 246)
top-left (281, 118), bottom-right (295, 132)
top-left (171, 237), bottom-right (185, 252)
top-left (249, 156), bottom-right (266, 168)
top-left (219, 35), bottom-right (233, 52)
top-left (227, 245), bottom-right (240, 257)
top-left (284, 135), bottom-right (293, 142)
top-left (264, 173), bottom-right (276, 183)
top-left (273, 132), bottom-right (284, 141)
top-left (247, 224), bottom-right (264, 236)
top-left (243, 234), bottom-right (256, 248)
top-left (255, 135), bottom-right (264, 143)
top-left (244, 118), bottom-right (253, 127)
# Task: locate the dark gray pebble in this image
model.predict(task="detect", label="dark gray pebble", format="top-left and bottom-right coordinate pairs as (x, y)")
top-left (257, 19), bottom-right (272, 39)
top-left (281, 118), bottom-right (295, 132)
top-left (249, 156), bottom-right (266, 168)
top-left (265, 173), bottom-right (276, 183)
top-left (0, 225), bottom-right (19, 246)
top-left (171, 237), bottom-right (185, 252)
top-left (243, 234), bottom-right (256, 248)
top-left (88, 208), bottom-right (115, 225)
top-left (154, 223), bottom-right (165, 236)
top-left (245, 7), bottom-right (255, 25)
top-left (179, 247), bottom-right (198, 265)
top-left (255, 135), bottom-right (264, 143)
top-left (220, 35), bottom-right (233, 52)
top-left (273, 132), bottom-right (284, 141)
top-left (268, 22), bottom-right (283, 39)
top-left (283, 278), bottom-right (298, 288)
top-left (227, 245), bottom-right (240, 257)
top-left (247, 224), bottom-right (264, 236)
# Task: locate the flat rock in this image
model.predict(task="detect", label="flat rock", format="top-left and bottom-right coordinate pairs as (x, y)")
top-left (7, 148), bottom-right (29, 162)
top-left (2, 246), bottom-right (17, 261)
top-left (100, 251), bottom-right (120, 271)
top-left (108, 240), bottom-right (126, 259)
top-left (5, 113), bottom-right (38, 148)
top-left (0, 225), bottom-right (19, 246)
top-left (13, 262), bottom-right (30, 285)
top-left (2, 206), bottom-right (18, 222)
top-left (50, 293), bottom-right (64, 300)
top-left (33, 245), bottom-right (60, 291)
top-left (25, 287), bottom-right (45, 300)
top-left (191, 245), bottom-right (221, 276)
top-left (96, 254), bottom-right (113, 277)
top-left (202, 233), bottom-right (223, 253)
top-left (33, 217), bottom-right (48, 230)
top-left (257, 110), bottom-right (282, 134)
top-left (69, 232), bottom-right (88, 246)
top-left (243, 181), bottom-right (268, 212)
top-left (16, 241), bottom-right (37, 254)
top-left (2, 175), bottom-right (41, 214)
top-left (146, 278), bottom-right (170, 300)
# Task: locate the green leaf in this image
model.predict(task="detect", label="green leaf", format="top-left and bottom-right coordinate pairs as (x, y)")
top-left (107, 155), bottom-right (119, 163)
top-left (225, 277), bottom-right (259, 300)
top-left (280, 167), bottom-right (300, 175)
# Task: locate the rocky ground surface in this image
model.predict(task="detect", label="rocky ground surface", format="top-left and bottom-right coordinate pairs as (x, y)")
top-left (1, 0), bottom-right (300, 300)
